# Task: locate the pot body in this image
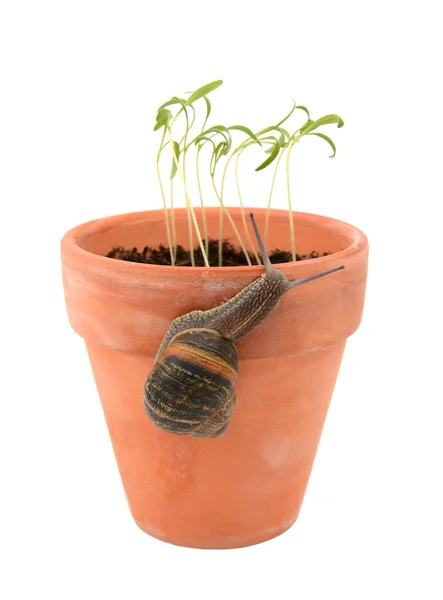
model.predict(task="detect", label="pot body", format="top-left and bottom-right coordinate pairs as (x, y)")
top-left (61, 208), bottom-right (368, 548)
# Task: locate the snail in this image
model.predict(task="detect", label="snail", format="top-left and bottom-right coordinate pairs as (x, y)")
top-left (143, 213), bottom-right (345, 439)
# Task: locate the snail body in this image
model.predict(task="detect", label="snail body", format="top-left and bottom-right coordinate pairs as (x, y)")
top-left (143, 213), bottom-right (345, 439)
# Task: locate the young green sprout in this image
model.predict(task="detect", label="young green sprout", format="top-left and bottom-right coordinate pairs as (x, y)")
top-left (153, 81), bottom-right (343, 267)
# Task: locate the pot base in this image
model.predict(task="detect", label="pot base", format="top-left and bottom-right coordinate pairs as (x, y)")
top-left (133, 514), bottom-right (299, 550)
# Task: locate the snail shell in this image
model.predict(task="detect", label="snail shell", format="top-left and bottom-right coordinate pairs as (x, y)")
top-left (143, 328), bottom-right (238, 438)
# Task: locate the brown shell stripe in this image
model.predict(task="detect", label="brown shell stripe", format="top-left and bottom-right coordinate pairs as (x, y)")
top-left (143, 331), bottom-right (238, 434)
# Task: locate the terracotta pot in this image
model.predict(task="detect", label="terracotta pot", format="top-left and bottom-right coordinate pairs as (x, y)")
top-left (61, 207), bottom-right (368, 549)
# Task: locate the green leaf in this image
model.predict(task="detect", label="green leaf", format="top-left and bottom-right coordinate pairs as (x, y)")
top-left (200, 126), bottom-right (232, 153)
top-left (307, 132), bottom-right (337, 158)
top-left (156, 107), bottom-right (168, 120)
top-left (228, 125), bottom-right (261, 145)
top-left (256, 141), bottom-right (280, 171)
top-left (208, 125), bottom-right (229, 133)
top-left (158, 97), bottom-right (185, 111)
top-left (170, 141), bottom-right (180, 179)
top-left (276, 98), bottom-right (297, 127)
top-left (315, 114), bottom-right (344, 127)
top-left (214, 141), bottom-right (225, 158)
top-left (257, 125), bottom-right (290, 140)
top-left (262, 133), bottom-right (286, 152)
top-left (202, 96), bottom-right (211, 131)
top-left (157, 97), bottom-right (190, 133)
top-left (210, 142), bottom-right (225, 175)
top-left (295, 105), bottom-right (310, 119)
top-left (301, 114), bottom-right (344, 135)
top-left (278, 127), bottom-right (291, 144)
top-left (195, 136), bottom-right (216, 147)
top-left (154, 109), bottom-right (172, 131)
top-left (299, 119), bottom-right (314, 134)
top-left (213, 141), bottom-right (230, 166)
top-left (185, 80), bottom-right (223, 105)
top-left (187, 103), bottom-right (196, 130)
top-left (259, 135), bottom-right (279, 144)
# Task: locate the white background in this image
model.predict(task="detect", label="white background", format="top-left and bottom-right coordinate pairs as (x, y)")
top-left (1, 1), bottom-right (442, 599)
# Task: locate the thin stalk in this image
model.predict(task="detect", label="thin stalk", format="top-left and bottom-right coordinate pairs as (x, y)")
top-left (156, 129), bottom-right (174, 265)
top-left (172, 101), bottom-right (195, 266)
top-left (181, 104), bottom-right (195, 142)
top-left (218, 204), bottom-right (223, 267)
top-left (186, 208), bottom-right (195, 266)
top-left (195, 96), bottom-right (213, 258)
top-left (264, 148), bottom-right (286, 250)
top-left (168, 128), bottom-right (209, 267)
top-left (201, 98), bottom-right (211, 133)
top-left (234, 149), bottom-right (261, 264)
top-left (169, 178), bottom-right (176, 263)
top-left (286, 139), bottom-right (297, 261)
top-left (196, 145), bottom-right (209, 256)
top-left (218, 139), bottom-right (261, 265)
top-left (208, 145), bottom-right (224, 267)
top-left (275, 98), bottom-right (297, 128)
top-left (180, 109), bottom-right (195, 267)
top-left (211, 175), bottom-right (252, 267)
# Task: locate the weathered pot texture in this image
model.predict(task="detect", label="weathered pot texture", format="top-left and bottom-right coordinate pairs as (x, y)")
top-left (61, 207), bottom-right (368, 549)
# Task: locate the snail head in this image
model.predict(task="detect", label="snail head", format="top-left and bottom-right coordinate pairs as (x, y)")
top-left (249, 212), bottom-right (345, 291)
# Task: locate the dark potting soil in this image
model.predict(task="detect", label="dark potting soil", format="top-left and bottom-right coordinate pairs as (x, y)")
top-left (106, 239), bottom-right (330, 267)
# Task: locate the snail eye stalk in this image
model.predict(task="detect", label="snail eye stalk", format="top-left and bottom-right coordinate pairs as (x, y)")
top-left (287, 265), bottom-right (345, 289)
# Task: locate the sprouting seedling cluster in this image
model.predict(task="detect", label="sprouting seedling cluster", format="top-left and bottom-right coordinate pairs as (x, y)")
top-left (154, 80), bottom-right (344, 267)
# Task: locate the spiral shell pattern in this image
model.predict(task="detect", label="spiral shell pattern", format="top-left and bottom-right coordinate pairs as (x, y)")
top-left (143, 329), bottom-right (238, 438)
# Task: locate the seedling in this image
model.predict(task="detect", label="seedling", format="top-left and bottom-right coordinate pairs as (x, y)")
top-left (154, 80), bottom-right (343, 267)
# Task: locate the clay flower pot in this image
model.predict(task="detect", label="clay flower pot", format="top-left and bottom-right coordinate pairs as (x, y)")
top-left (61, 207), bottom-right (368, 549)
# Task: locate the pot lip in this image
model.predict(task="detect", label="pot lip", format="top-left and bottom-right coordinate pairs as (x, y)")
top-left (61, 207), bottom-right (368, 276)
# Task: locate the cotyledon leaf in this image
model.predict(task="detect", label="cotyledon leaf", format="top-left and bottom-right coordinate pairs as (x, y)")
top-left (256, 141), bottom-right (281, 171)
top-left (228, 125), bottom-right (261, 144)
top-left (295, 105), bottom-right (310, 119)
top-left (194, 126), bottom-right (232, 153)
top-left (154, 109), bottom-right (172, 131)
top-left (307, 132), bottom-right (337, 158)
top-left (260, 135), bottom-right (279, 153)
top-left (157, 96), bottom-right (185, 112)
top-left (299, 119), bottom-right (315, 134)
top-left (213, 141), bottom-right (230, 164)
top-left (275, 98), bottom-right (297, 127)
top-left (257, 125), bottom-right (291, 142)
top-left (301, 114), bottom-right (344, 135)
top-left (170, 141), bottom-right (180, 179)
top-left (185, 80), bottom-right (223, 105)
top-left (202, 96), bottom-right (211, 131)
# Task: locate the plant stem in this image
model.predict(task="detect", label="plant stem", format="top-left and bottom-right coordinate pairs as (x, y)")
top-left (168, 128), bottom-right (209, 267)
top-left (264, 148), bottom-right (286, 250)
top-left (218, 204), bottom-right (223, 267)
top-left (156, 129), bottom-right (174, 265)
top-left (219, 140), bottom-right (264, 265)
top-left (180, 112), bottom-right (195, 267)
top-left (211, 175), bottom-right (252, 267)
top-left (187, 208), bottom-right (195, 266)
top-left (286, 139), bottom-right (297, 261)
top-left (169, 178), bottom-right (176, 264)
top-left (196, 145), bottom-right (209, 256)
top-left (234, 149), bottom-right (261, 264)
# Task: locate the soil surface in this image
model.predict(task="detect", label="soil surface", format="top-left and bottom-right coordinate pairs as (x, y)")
top-left (106, 239), bottom-right (330, 266)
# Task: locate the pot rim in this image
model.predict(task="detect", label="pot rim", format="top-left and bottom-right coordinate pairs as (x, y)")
top-left (61, 207), bottom-right (368, 276)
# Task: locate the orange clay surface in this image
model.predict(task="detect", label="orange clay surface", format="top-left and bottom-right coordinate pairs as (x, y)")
top-left (61, 208), bottom-right (368, 548)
